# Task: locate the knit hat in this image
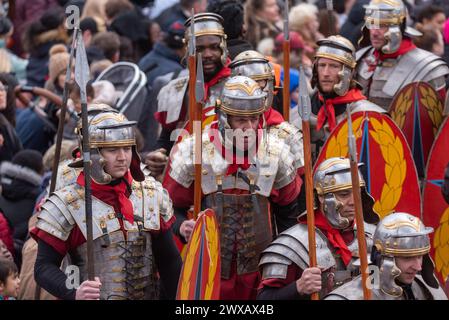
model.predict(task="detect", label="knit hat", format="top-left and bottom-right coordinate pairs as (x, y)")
top-left (12, 149), bottom-right (44, 175)
top-left (47, 44), bottom-right (70, 87)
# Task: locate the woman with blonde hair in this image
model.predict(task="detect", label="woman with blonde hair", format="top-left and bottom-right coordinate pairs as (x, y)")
top-left (289, 3), bottom-right (323, 57)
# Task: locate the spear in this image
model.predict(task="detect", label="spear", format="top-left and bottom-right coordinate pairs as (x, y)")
top-left (298, 66), bottom-right (318, 300)
top-left (282, 0), bottom-right (290, 121)
top-left (194, 52), bottom-right (205, 220)
top-left (346, 107), bottom-right (371, 300)
top-left (74, 29), bottom-right (95, 280)
top-left (326, 0), bottom-right (337, 36)
top-left (187, 11), bottom-right (203, 220)
top-left (49, 29), bottom-right (78, 194)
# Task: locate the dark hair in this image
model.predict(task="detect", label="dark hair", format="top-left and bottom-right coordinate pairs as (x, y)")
top-left (80, 17), bottom-right (99, 35)
top-left (0, 258), bottom-right (17, 285)
top-left (413, 25), bottom-right (441, 53)
top-left (68, 80), bottom-right (95, 100)
top-left (207, 0), bottom-right (244, 40)
top-left (105, 0), bottom-right (134, 20)
top-left (416, 5), bottom-right (445, 23)
top-left (0, 16), bottom-right (12, 36)
top-left (0, 73), bottom-right (18, 127)
top-left (90, 31), bottom-right (121, 61)
top-left (22, 7), bottom-right (66, 52)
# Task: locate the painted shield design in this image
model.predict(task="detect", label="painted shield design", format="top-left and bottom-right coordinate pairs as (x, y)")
top-left (422, 117), bottom-right (449, 291)
top-left (315, 111), bottom-right (421, 220)
top-left (176, 208), bottom-right (221, 300)
top-left (389, 82), bottom-right (445, 178)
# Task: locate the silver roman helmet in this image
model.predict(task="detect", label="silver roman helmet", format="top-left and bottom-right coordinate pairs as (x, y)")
top-left (71, 105), bottom-right (144, 184)
top-left (229, 50), bottom-right (275, 110)
top-left (184, 12), bottom-right (228, 66)
top-left (314, 157), bottom-right (379, 229)
top-left (371, 212), bottom-right (439, 297)
top-left (363, 0), bottom-right (421, 54)
top-left (312, 35), bottom-right (357, 96)
top-left (215, 76), bottom-right (267, 148)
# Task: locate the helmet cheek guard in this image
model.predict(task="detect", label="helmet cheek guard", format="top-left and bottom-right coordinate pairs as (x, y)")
top-left (323, 193), bottom-right (349, 229)
top-left (382, 26), bottom-right (402, 54)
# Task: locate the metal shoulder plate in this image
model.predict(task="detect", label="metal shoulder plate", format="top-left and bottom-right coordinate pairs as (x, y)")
top-left (355, 46), bottom-right (373, 62)
top-left (383, 48), bottom-right (449, 97)
top-left (129, 176), bottom-right (174, 231)
top-left (156, 72), bottom-right (189, 124)
top-left (259, 223), bottom-right (336, 280)
top-left (168, 135), bottom-right (195, 188)
top-left (268, 121), bottom-right (304, 170)
top-left (264, 132), bottom-right (296, 190)
top-left (413, 275), bottom-right (448, 300)
top-left (37, 184), bottom-right (122, 241)
top-left (324, 276), bottom-right (364, 300)
top-left (350, 99), bottom-right (385, 114)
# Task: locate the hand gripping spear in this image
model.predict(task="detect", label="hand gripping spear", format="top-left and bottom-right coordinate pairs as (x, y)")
top-left (49, 29), bottom-right (78, 194)
top-left (74, 29), bottom-right (95, 280)
top-left (346, 107), bottom-right (372, 300)
top-left (282, 0), bottom-right (290, 121)
top-left (298, 66), bottom-right (319, 300)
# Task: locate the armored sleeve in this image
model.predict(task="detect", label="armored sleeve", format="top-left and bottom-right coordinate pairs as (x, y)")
top-left (273, 138), bottom-right (297, 190)
top-left (167, 136), bottom-right (195, 189)
top-left (35, 192), bottom-right (76, 242)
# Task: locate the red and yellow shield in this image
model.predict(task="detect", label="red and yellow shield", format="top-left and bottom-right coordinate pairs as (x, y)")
top-left (422, 117), bottom-right (449, 291)
top-left (176, 209), bottom-right (221, 300)
top-left (389, 82), bottom-right (445, 177)
top-left (315, 111), bottom-right (421, 219)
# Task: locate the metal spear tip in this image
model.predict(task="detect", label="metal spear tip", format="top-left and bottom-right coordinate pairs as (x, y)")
top-left (298, 66), bottom-right (311, 121)
top-left (346, 105), bottom-right (357, 160)
top-left (195, 53), bottom-right (205, 103)
top-left (326, 0), bottom-right (334, 10)
top-left (283, 0), bottom-right (289, 39)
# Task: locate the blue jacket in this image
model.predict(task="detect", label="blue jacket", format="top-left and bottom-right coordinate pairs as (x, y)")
top-left (138, 42), bottom-right (183, 87)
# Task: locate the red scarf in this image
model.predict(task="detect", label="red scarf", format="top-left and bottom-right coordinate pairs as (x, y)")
top-left (368, 38), bottom-right (416, 72)
top-left (300, 210), bottom-right (353, 266)
top-left (208, 121), bottom-right (262, 176)
top-left (202, 60), bottom-right (231, 102)
top-left (76, 171), bottom-right (135, 224)
top-left (317, 89), bottom-right (366, 132)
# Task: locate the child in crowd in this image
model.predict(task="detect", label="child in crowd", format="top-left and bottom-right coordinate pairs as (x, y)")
top-left (0, 258), bottom-right (20, 300)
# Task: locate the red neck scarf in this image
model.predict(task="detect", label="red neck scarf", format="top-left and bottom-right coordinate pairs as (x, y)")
top-left (300, 210), bottom-right (353, 266)
top-left (264, 107), bottom-right (285, 127)
top-left (209, 121), bottom-right (263, 176)
top-left (368, 38), bottom-right (416, 72)
top-left (202, 59), bottom-right (232, 103)
top-left (77, 171), bottom-right (135, 224)
top-left (317, 89), bottom-right (366, 132)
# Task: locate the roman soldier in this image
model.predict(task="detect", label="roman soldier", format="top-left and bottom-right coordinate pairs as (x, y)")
top-left (229, 50), bottom-right (305, 232)
top-left (355, 0), bottom-right (449, 110)
top-left (258, 157), bottom-right (379, 299)
top-left (164, 76), bottom-right (302, 299)
top-left (325, 212), bottom-right (448, 300)
top-left (309, 35), bottom-right (384, 153)
top-left (31, 107), bottom-right (181, 300)
top-left (145, 13), bottom-right (231, 178)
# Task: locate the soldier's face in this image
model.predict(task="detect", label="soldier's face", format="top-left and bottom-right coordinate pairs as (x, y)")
top-left (196, 35), bottom-right (223, 81)
top-left (395, 255), bottom-right (423, 285)
top-left (228, 115), bottom-right (260, 150)
top-left (369, 27), bottom-right (388, 50)
top-left (317, 58), bottom-right (342, 94)
top-left (100, 146), bottom-right (132, 179)
top-left (333, 189), bottom-right (355, 222)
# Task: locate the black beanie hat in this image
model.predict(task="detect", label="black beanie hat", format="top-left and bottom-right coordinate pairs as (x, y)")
top-left (11, 149), bottom-right (44, 175)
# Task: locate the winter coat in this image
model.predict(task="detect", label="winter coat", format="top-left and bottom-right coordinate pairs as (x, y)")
top-left (138, 42), bottom-right (183, 87)
top-left (340, 0), bottom-right (370, 47)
